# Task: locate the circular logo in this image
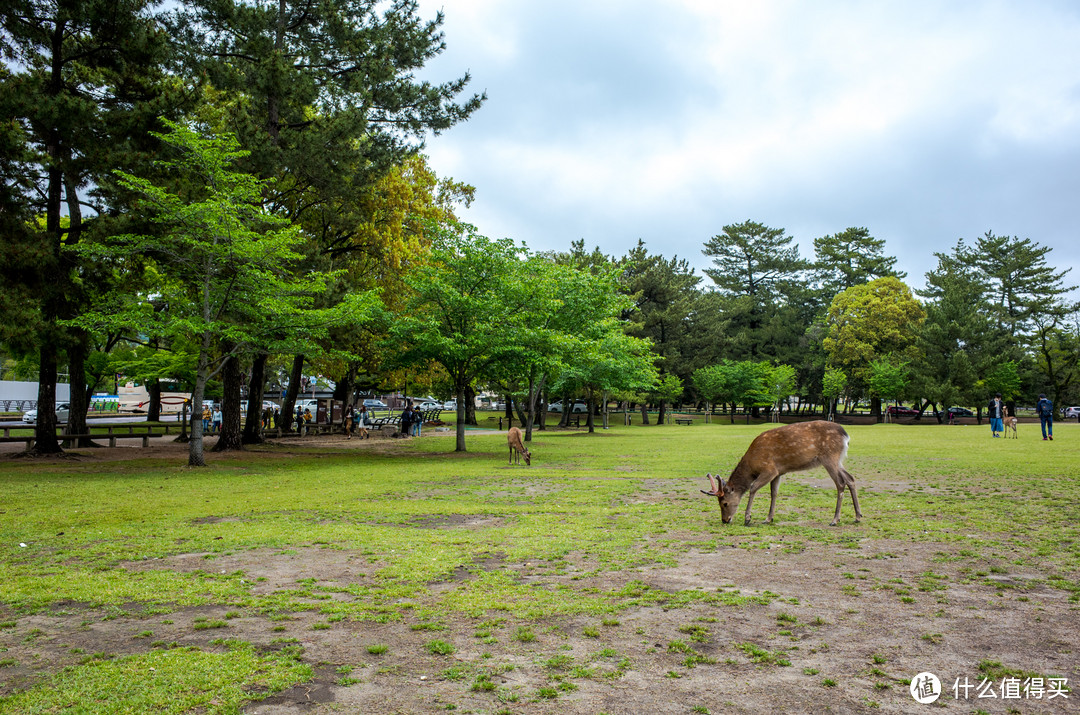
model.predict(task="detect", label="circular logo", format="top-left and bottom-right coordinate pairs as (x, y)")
top-left (910, 672), bottom-right (941, 704)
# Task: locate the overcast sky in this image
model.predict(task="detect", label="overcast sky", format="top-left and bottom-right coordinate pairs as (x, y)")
top-left (418, 0), bottom-right (1080, 295)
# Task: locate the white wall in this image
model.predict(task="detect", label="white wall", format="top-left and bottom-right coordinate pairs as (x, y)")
top-left (0, 381), bottom-right (71, 402)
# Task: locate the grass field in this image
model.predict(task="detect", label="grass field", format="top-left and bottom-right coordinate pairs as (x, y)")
top-left (0, 420), bottom-right (1077, 714)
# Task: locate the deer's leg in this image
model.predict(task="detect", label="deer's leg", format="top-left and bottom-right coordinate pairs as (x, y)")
top-left (765, 476), bottom-right (781, 524)
top-left (822, 463), bottom-right (847, 526)
top-left (743, 472), bottom-right (776, 526)
top-left (841, 468), bottom-right (862, 521)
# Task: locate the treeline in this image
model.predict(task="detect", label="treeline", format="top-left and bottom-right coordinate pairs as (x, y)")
top-left (2, 3), bottom-right (1076, 466)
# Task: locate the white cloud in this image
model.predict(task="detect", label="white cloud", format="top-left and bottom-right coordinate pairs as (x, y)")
top-left (420, 0), bottom-right (1080, 291)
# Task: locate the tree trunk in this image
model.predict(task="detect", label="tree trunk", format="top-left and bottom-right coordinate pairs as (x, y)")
top-left (147, 377), bottom-right (162, 422)
top-left (586, 393), bottom-right (595, 433)
top-left (640, 401), bottom-right (650, 425)
top-left (657, 399), bottom-right (667, 426)
top-left (213, 350), bottom-right (244, 452)
top-left (243, 351), bottom-right (268, 444)
top-left (333, 362), bottom-right (357, 403)
top-left (31, 338), bottom-right (62, 454)
top-left (455, 384), bottom-right (467, 452)
top-left (64, 336), bottom-right (97, 447)
top-left (465, 384), bottom-right (478, 426)
top-left (189, 345), bottom-right (211, 467)
top-left (279, 353), bottom-right (304, 433)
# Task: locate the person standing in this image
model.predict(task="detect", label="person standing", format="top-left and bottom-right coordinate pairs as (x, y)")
top-left (1036, 393), bottom-right (1054, 441)
top-left (357, 404), bottom-right (370, 440)
top-left (987, 393), bottom-right (1005, 438)
top-left (202, 404), bottom-right (212, 434)
top-left (399, 404), bottom-right (413, 437)
top-left (211, 404), bottom-right (223, 434)
top-left (344, 405), bottom-right (355, 439)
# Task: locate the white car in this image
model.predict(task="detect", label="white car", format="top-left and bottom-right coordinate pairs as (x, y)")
top-left (442, 400), bottom-right (458, 410)
top-left (23, 402), bottom-right (70, 423)
top-left (415, 400), bottom-right (441, 411)
top-left (1064, 406), bottom-right (1080, 419)
top-left (548, 401), bottom-right (587, 413)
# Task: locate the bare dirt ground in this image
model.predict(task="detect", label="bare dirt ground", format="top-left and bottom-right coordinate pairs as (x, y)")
top-left (2, 434), bottom-right (1077, 714)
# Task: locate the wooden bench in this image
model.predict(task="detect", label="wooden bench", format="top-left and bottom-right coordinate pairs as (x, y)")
top-left (675, 418), bottom-right (694, 426)
top-left (0, 425), bottom-right (173, 449)
top-left (566, 415), bottom-right (581, 428)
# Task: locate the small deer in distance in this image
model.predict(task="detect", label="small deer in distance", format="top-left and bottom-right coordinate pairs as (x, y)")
top-left (1003, 411), bottom-right (1018, 438)
top-left (507, 426), bottom-right (531, 466)
top-left (701, 420), bottom-right (862, 526)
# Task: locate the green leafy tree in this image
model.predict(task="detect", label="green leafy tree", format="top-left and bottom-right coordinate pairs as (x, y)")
top-left (812, 227), bottom-right (906, 300)
top-left (618, 240), bottom-right (703, 382)
top-left (823, 277), bottom-right (926, 419)
top-left (822, 368), bottom-right (847, 421)
top-left (78, 121), bottom-right (360, 466)
top-left (702, 221), bottom-right (809, 364)
top-left (914, 240), bottom-right (1009, 421)
top-left (868, 358), bottom-right (911, 422)
top-left (1, 0), bottom-right (181, 453)
top-left (171, 0), bottom-right (484, 422)
top-left (762, 363), bottom-right (797, 421)
top-left (386, 227), bottom-right (534, 452)
top-left (971, 232), bottom-right (1074, 341)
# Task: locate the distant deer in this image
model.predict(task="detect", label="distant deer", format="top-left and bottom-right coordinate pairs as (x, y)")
top-left (507, 426), bottom-right (531, 466)
top-left (1003, 412), bottom-right (1018, 439)
top-left (701, 420), bottom-right (862, 526)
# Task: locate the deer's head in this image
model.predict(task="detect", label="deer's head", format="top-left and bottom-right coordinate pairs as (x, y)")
top-left (701, 473), bottom-right (739, 523)
top-left (522, 448), bottom-right (531, 466)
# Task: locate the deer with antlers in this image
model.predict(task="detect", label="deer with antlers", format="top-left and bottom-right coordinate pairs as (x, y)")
top-left (701, 420), bottom-right (862, 526)
top-left (507, 426), bottom-right (531, 466)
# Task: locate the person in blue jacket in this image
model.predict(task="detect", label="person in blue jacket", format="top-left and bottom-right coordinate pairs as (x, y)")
top-left (1036, 393), bottom-right (1054, 441)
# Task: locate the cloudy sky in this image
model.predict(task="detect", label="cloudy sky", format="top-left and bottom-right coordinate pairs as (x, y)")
top-left (418, 0), bottom-right (1080, 294)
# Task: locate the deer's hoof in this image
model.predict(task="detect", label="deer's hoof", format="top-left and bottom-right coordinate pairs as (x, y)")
top-left (829, 520), bottom-right (839, 527)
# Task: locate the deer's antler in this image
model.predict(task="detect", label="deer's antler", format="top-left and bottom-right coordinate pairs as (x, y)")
top-left (700, 473), bottom-right (725, 497)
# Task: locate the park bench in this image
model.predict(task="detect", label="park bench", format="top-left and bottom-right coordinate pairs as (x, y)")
top-left (369, 415), bottom-right (401, 431)
top-left (565, 415), bottom-right (581, 428)
top-left (675, 418), bottom-right (694, 426)
top-left (0, 425), bottom-right (174, 449)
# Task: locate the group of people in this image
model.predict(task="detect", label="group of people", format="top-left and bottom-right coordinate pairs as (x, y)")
top-left (398, 402), bottom-right (423, 437)
top-left (987, 393), bottom-right (1055, 440)
top-left (200, 404), bottom-right (222, 434)
top-left (196, 400), bottom-right (426, 439)
top-left (343, 404), bottom-right (371, 440)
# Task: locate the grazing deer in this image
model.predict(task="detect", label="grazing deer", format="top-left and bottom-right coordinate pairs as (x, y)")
top-left (507, 426), bottom-right (531, 466)
top-left (701, 420), bottom-right (862, 526)
top-left (1003, 412), bottom-right (1018, 438)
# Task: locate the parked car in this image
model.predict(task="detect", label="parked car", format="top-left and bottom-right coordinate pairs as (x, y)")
top-left (549, 400), bottom-right (588, 413)
top-left (297, 399), bottom-right (319, 414)
top-left (1064, 406), bottom-right (1080, 419)
top-left (442, 400), bottom-right (458, 410)
top-left (886, 405), bottom-right (919, 417)
top-left (415, 400), bottom-right (441, 411)
top-left (362, 399), bottom-right (387, 410)
top-left (945, 406), bottom-right (973, 418)
top-left (22, 402), bottom-right (70, 424)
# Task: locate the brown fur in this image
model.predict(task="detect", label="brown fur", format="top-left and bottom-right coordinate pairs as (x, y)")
top-left (701, 420), bottom-right (862, 526)
top-left (507, 426), bottom-right (531, 466)
top-left (1004, 414), bottom-right (1018, 438)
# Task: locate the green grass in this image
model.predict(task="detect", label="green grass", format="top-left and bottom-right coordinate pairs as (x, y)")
top-left (1, 421), bottom-right (1078, 712)
top-left (0, 641), bottom-right (309, 714)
